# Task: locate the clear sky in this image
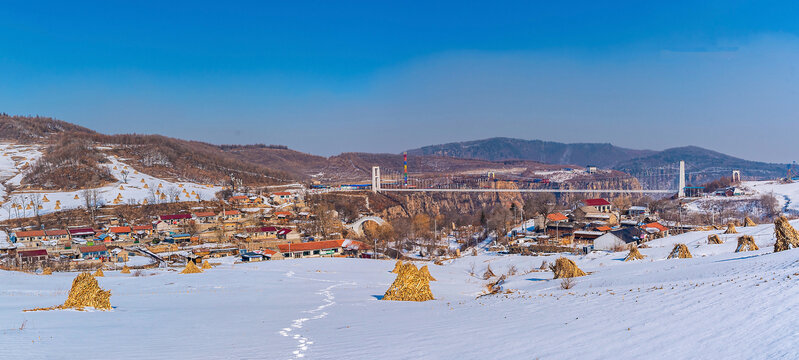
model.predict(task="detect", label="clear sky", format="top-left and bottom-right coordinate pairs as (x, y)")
top-left (1, 1), bottom-right (798, 162)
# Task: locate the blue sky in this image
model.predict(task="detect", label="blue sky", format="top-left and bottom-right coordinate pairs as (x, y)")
top-left (1, 1), bottom-right (799, 162)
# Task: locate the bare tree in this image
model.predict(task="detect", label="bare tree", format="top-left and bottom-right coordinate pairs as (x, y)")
top-left (524, 193), bottom-right (556, 216)
top-left (146, 183), bottom-right (159, 204)
top-left (120, 170), bottom-right (130, 184)
top-left (165, 186), bottom-right (181, 203)
top-left (759, 193), bottom-right (780, 219)
top-left (81, 189), bottom-right (101, 224)
top-left (29, 193), bottom-right (43, 225)
top-left (487, 206), bottom-right (513, 245)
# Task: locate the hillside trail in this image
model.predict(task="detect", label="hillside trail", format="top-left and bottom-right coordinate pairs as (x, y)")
top-left (278, 270), bottom-right (356, 359)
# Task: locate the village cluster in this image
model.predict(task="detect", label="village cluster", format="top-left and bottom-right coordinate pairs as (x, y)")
top-left (0, 189), bottom-right (371, 272)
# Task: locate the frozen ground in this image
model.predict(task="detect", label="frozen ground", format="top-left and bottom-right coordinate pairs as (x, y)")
top-left (2, 222), bottom-right (799, 359)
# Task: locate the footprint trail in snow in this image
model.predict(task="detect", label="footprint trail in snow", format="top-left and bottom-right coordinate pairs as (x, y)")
top-left (280, 270), bottom-right (354, 358)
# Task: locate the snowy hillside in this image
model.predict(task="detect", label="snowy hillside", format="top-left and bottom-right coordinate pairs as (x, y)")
top-left (3, 221), bottom-right (799, 359)
top-left (745, 180), bottom-right (799, 213)
top-left (0, 142), bottom-right (224, 221)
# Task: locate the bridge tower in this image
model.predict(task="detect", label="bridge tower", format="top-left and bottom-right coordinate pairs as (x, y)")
top-left (678, 160), bottom-right (685, 198)
top-left (371, 166), bottom-right (381, 193)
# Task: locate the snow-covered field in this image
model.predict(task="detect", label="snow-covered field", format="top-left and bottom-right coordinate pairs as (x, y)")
top-left (745, 180), bottom-right (799, 212)
top-left (0, 142), bottom-right (224, 221)
top-left (3, 221), bottom-right (799, 359)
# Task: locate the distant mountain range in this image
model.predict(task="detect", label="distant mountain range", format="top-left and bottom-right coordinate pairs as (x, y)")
top-left (408, 137), bottom-right (655, 168)
top-left (0, 114), bottom-right (787, 188)
top-left (408, 137), bottom-right (787, 186)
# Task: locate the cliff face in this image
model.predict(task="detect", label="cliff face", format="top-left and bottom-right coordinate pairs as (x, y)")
top-left (369, 176), bottom-right (644, 220)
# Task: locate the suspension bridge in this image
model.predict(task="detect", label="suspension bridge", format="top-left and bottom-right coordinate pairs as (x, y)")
top-left (369, 161), bottom-right (688, 197)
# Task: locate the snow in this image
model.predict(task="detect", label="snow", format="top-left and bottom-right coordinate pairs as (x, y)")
top-left (745, 180), bottom-right (799, 213)
top-left (3, 221), bottom-right (799, 358)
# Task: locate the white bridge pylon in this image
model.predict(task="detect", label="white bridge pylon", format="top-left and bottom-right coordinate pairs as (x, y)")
top-left (371, 161), bottom-right (686, 196)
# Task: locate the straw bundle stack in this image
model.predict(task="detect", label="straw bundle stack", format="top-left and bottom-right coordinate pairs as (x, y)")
top-left (382, 263), bottom-right (434, 302)
top-left (735, 235), bottom-right (759, 252)
top-left (723, 223), bottom-right (738, 234)
top-left (25, 272), bottom-right (112, 312)
top-left (120, 265), bottom-right (131, 274)
top-left (391, 260), bottom-right (403, 273)
top-left (482, 265), bottom-right (496, 280)
top-left (419, 265), bottom-right (437, 281)
top-left (774, 216), bottom-right (799, 252)
top-left (180, 261), bottom-right (203, 274)
top-left (744, 217), bottom-right (757, 227)
top-left (61, 272), bottom-right (111, 311)
top-left (624, 245), bottom-right (645, 261)
top-left (667, 244), bottom-right (692, 259)
top-left (707, 234), bottom-right (723, 244)
top-left (483, 275), bottom-right (506, 296)
top-left (42, 267), bottom-right (53, 275)
top-left (93, 268), bottom-right (104, 277)
top-left (201, 260), bottom-right (213, 270)
top-left (549, 257), bottom-right (586, 279)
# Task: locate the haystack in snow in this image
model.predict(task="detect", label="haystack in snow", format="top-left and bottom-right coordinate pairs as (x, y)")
top-left (482, 275), bottom-right (506, 297)
top-left (120, 265), bottom-right (131, 274)
top-left (419, 265), bottom-right (437, 281)
top-left (667, 243), bottom-right (692, 259)
top-left (25, 272), bottom-right (111, 312)
top-left (707, 234), bottom-right (723, 245)
top-left (723, 223), bottom-right (738, 234)
top-left (549, 257), bottom-right (586, 279)
top-left (744, 217), bottom-right (757, 227)
top-left (382, 263), bottom-right (434, 302)
top-left (201, 260), bottom-right (213, 270)
top-left (735, 235), bottom-right (759, 252)
top-left (482, 264), bottom-right (496, 280)
top-left (624, 245), bottom-right (645, 261)
top-left (41, 267), bottom-right (52, 275)
top-left (774, 216), bottom-right (799, 252)
top-left (93, 268), bottom-right (104, 277)
top-left (180, 261), bottom-right (203, 274)
top-left (391, 260), bottom-right (403, 273)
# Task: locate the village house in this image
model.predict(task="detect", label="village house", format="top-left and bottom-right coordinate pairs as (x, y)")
top-left (278, 239), bottom-right (369, 259)
top-left (154, 221), bottom-right (171, 233)
top-left (641, 222), bottom-right (670, 237)
top-left (44, 230), bottom-right (70, 244)
top-left (159, 213), bottom-right (193, 225)
top-left (79, 244), bottom-right (109, 260)
top-left (12, 230), bottom-right (46, 246)
top-left (132, 225), bottom-right (154, 237)
top-left (229, 195), bottom-right (249, 205)
top-left (274, 211), bottom-right (293, 221)
top-left (715, 186), bottom-right (744, 197)
top-left (573, 206), bottom-right (619, 226)
top-left (219, 210), bottom-right (242, 221)
top-left (69, 227), bottom-right (96, 241)
top-left (271, 191), bottom-right (293, 201)
top-left (245, 226), bottom-right (279, 240)
top-left (241, 251), bottom-right (264, 262)
top-left (111, 248), bottom-right (131, 263)
top-left (581, 198), bottom-right (613, 213)
top-left (593, 228), bottom-right (647, 251)
top-left (626, 206), bottom-right (649, 217)
top-left (277, 228), bottom-right (293, 240)
top-left (573, 230), bottom-right (605, 246)
top-left (109, 226), bottom-right (133, 241)
top-left (18, 249), bottom-right (49, 265)
top-left (194, 211), bottom-right (217, 223)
